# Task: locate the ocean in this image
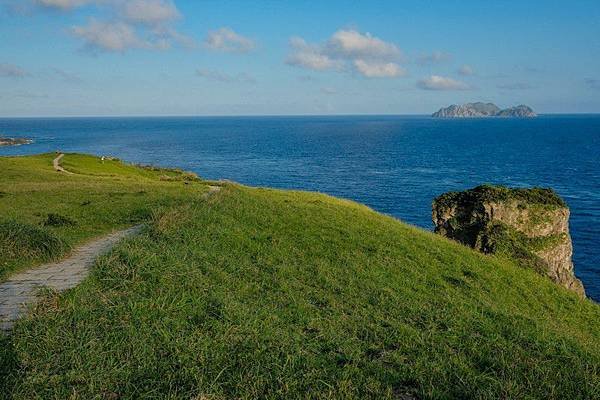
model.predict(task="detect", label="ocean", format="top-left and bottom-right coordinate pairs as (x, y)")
top-left (1, 115), bottom-right (599, 300)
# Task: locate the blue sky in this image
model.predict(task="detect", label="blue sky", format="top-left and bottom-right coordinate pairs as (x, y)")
top-left (1, 0), bottom-right (599, 116)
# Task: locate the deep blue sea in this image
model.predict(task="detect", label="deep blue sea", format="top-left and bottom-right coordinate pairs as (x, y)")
top-left (1, 115), bottom-right (599, 300)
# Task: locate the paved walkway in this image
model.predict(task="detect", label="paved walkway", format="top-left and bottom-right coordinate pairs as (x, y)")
top-left (53, 153), bottom-right (73, 174)
top-left (0, 225), bottom-right (142, 332)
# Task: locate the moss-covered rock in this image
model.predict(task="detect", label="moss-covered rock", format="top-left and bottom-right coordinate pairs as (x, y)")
top-left (432, 185), bottom-right (585, 297)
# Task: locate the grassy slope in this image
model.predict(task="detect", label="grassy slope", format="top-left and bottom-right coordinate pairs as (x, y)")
top-left (0, 153), bottom-right (206, 280)
top-left (1, 155), bottom-right (600, 399)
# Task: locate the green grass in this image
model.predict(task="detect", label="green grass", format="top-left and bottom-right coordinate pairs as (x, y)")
top-left (0, 220), bottom-right (67, 262)
top-left (1, 154), bottom-right (600, 399)
top-left (0, 153), bottom-right (207, 280)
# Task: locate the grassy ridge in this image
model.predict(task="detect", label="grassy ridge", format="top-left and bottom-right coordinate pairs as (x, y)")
top-left (0, 153), bottom-right (206, 280)
top-left (0, 156), bottom-right (599, 398)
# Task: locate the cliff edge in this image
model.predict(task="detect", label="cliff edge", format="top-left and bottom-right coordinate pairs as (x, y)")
top-left (432, 185), bottom-right (585, 297)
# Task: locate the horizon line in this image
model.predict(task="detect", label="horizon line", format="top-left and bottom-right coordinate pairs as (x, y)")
top-left (1, 112), bottom-right (600, 119)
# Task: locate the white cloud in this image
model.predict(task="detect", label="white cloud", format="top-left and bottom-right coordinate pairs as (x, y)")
top-left (72, 19), bottom-right (149, 52)
top-left (35, 0), bottom-right (181, 25)
top-left (457, 64), bottom-right (475, 76)
top-left (353, 59), bottom-right (406, 78)
top-left (326, 30), bottom-right (401, 60)
top-left (286, 29), bottom-right (405, 78)
top-left (35, 0), bottom-right (90, 9)
top-left (417, 75), bottom-right (471, 91)
top-left (196, 68), bottom-right (256, 84)
top-left (204, 27), bottom-right (255, 53)
top-left (416, 51), bottom-right (451, 65)
top-left (285, 37), bottom-right (340, 71)
top-left (0, 63), bottom-right (28, 78)
top-left (286, 52), bottom-right (336, 71)
top-left (121, 0), bottom-right (180, 26)
top-left (31, 0), bottom-right (193, 52)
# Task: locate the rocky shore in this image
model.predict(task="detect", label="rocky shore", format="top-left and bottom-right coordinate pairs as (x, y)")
top-left (0, 137), bottom-right (32, 146)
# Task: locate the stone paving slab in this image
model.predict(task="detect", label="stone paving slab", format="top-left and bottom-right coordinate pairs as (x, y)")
top-left (0, 225), bottom-right (142, 332)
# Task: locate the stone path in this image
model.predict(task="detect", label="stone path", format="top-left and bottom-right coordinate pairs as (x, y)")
top-left (0, 225), bottom-right (142, 332)
top-left (53, 153), bottom-right (73, 174)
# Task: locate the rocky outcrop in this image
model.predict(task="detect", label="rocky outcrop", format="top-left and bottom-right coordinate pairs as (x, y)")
top-left (495, 105), bottom-right (537, 118)
top-left (0, 137), bottom-right (32, 146)
top-left (432, 103), bottom-right (536, 118)
top-left (432, 102), bottom-right (500, 118)
top-left (432, 185), bottom-right (585, 297)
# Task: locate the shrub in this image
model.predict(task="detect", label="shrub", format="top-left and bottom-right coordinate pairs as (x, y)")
top-left (434, 185), bottom-right (567, 210)
top-left (43, 213), bottom-right (76, 227)
top-left (158, 172), bottom-right (200, 182)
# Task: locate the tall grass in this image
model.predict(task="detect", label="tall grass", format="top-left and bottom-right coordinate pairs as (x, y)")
top-left (0, 220), bottom-right (67, 263)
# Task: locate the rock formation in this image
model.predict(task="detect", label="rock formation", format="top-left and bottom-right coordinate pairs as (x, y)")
top-left (495, 105), bottom-right (537, 118)
top-left (432, 102), bottom-right (536, 118)
top-left (432, 185), bottom-right (585, 297)
top-left (0, 137), bottom-right (32, 146)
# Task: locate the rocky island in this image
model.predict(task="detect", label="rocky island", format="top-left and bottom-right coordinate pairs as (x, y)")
top-left (0, 137), bottom-right (32, 146)
top-left (432, 102), bottom-right (537, 118)
top-left (433, 185), bottom-right (585, 297)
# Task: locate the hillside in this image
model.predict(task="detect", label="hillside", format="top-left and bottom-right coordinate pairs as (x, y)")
top-left (1, 154), bottom-right (599, 399)
top-left (0, 153), bottom-right (208, 281)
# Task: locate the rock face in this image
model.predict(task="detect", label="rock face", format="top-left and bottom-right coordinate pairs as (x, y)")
top-left (0, 137), bottom-right (32, 146)
top-left (495, 105), bottom-right (537, 118)
top-left (432, 185), bottom-right (585, 297)
top-left (432, 102), bottom-right (537, 118)
top-left (432, 102), bottom-right (500, 118)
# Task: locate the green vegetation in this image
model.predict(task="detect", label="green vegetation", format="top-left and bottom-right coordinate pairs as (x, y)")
top-left (0, 153), bottom-right (207, 280)
top-left (0, 220), bottom-right (67, 263)
top-left (476, 222), bottom-right (561, 275)
top-left (434, 184), bottom-right (567, 210)
top-left (1, 155), bottom-right (600, 399)
top-left (432, 185), bottom-right (571, 279)
top-left (43, 213), bottom-right (76, 227)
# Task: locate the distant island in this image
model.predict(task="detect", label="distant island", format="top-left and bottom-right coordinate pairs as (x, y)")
top-left (432, 102), bottom-right (537, 118)
top-left (0, 137), bottom-right (33, 146)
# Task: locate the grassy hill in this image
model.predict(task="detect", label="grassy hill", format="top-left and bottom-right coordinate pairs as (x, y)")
top-left (0, 153), bottom-right (207, 281)
top-left (1, 154), bottom-right (599, 399)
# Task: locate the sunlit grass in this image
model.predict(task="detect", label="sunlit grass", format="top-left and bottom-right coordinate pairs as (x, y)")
top-left (1, 154), bottom-right (599, 399)
top-left (0, 153), bottom-right (207, 280)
